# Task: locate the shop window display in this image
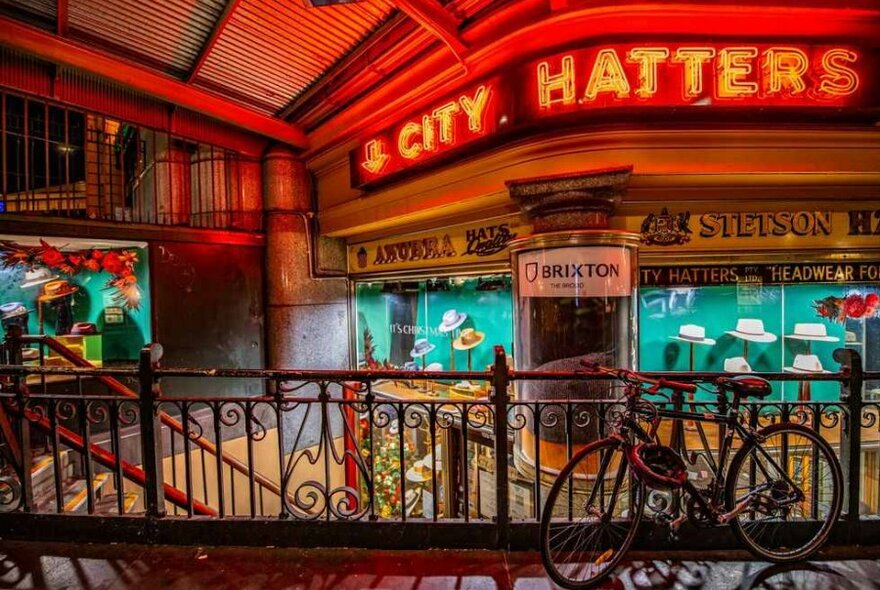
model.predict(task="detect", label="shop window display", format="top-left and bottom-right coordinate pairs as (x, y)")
top-left (0, 235), bottom-right (151, 365)
top-left (639, 281), bottom-right (879, 401)
top-left (354, 274), bottom-right (513, 518)
top-left (355, 275), bottom-right (513, 386)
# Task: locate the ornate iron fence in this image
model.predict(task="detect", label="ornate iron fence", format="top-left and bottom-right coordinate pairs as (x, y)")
top-left (0, 338), bottom-right (877, 550)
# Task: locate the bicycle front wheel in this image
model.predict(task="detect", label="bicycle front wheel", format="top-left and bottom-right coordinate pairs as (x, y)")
top-left (726, 422), bottom-right (843, 562)
top-left (540, 438), bottom-right (644, 589)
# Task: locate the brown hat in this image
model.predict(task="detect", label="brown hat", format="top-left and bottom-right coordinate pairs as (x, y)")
top-left (453, 328), bottom-right (485, 351)
top-left (38, 280), bottom-right (78, 302)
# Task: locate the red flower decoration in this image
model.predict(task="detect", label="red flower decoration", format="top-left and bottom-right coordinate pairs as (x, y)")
top-left (39, 241), bottom-right (66, 269)
top-left (101, 251), bottom-right (126, 275)
top-left (844, 294), bottom-right (868, 319)
top-left (0, 239), bottom-right (142, 310)
top-left (866, 293), bottom-right (879, 308)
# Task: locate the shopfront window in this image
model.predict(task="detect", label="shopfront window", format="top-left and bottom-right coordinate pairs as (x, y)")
top-left (355, 274), bottom-right (513, 383)
top-left (0, 235), bottom-right (151, 365)
top-left (638, 263), bottom-right (879, 401)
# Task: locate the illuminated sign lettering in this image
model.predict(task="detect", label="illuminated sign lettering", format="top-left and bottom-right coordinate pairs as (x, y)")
top-left (532, 44), bottom-right (861, 112)
top-left (355, 82), bottom-right (497, 183)
top-left (351, 43), bottom-right (871, 188)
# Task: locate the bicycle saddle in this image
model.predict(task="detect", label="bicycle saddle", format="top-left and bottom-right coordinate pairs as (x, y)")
top-left (715, 375), bottom-right (772, 399)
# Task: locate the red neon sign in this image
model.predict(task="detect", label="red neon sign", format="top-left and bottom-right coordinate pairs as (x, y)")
top-left (352, 81), bottom-right (499, 186)
top-left (351, 43), bottom-right (870, 188)
top-left (527, 44), bottom-right (862, 116)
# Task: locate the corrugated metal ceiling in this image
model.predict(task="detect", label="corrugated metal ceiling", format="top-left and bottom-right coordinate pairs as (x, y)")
top-left (194, 0), bottom-right (395, 114)
top-left (0, 0), bottom-right (56, 29)
top-left (68, 0), bottom-right (227, 76)
top-left (0, 0), bottom-right (430, 122)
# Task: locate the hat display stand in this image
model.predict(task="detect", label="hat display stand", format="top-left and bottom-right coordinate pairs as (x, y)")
top-left (784, 324), bottom-right (839, 402)
top-left (437, 310), bottom-right (467, 372)
top-left (453, 328), bottom-right (486, 372)
top-left (726, 319), bottom-right (777, 372)
top-left (669, 325), bottom-right (715, 432)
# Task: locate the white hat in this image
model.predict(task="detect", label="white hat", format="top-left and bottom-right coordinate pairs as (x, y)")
top-left (410, 338), bottom-right (436, 358)
top-left (726, 319), bottom-right (777, 343)
top-left (845, 331), bottom-right (862, 345)
top-left (786, 323), bottom-right (839, 343)
top-left (670, 324), bottom-right (716, 346)
top-left (784, 354), bottom-right (830, 374)
top-left (424, 362), bottom-right (443, 372)
top-left (724, 356), bottom-right (752, 373)
top-left (19, 267), bottom-right (57, 289)
top-left (437, 309), bottom-right (467, 333)
top-left (406, 459), bottom-right (434, 483)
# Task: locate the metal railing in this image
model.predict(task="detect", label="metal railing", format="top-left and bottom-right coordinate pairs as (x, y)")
top-left (0, 337), bottom-right (877, 550)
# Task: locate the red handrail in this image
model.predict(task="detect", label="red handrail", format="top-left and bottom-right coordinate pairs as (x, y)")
top-left (32, 336), bottom-right (286, 500)
top-left (6, 400), bottom-right (216, 516)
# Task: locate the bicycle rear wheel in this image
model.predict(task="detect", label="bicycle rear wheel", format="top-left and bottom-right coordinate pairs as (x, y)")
top-left (540, 438), bottom-right (644, 589)
top-left (726, 422), bottom-right (843, 562)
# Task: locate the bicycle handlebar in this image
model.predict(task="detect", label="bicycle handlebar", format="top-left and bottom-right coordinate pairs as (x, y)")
top-left (579, 362), bottom-right (697, 394)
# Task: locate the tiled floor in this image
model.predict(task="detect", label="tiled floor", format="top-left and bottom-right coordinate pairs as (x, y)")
top-left (0, 542), bottom-right (878, 590)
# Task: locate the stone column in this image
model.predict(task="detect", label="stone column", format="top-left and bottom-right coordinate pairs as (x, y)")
top-left (263, 145), bottom-right (349, 370)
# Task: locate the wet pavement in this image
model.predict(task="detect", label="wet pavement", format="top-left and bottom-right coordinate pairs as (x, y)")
top-left (0, 541), bottom-right (878, 590)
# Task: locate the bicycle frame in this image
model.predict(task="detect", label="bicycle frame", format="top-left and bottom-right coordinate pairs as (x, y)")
top-left (620, 388), bottom-right (806, 526)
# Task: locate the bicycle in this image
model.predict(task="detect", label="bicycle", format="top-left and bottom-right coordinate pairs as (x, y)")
top-left (539, 365), bottom-right (843, 589)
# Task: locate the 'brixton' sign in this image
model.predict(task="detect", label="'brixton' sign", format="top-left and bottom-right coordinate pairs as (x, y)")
top-left (352, 42), bottom-right (872, 188)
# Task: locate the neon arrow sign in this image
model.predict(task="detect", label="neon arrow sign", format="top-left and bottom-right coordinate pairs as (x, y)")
top-left (352, 81), bottom-right (499, 187)
top-left (361, 140), bottom-right (390, 175)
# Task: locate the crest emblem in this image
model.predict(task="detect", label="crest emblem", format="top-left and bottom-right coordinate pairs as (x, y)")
top-left (525, 262), bottom-right (539, 282)
top-left (641, 208), bottom-right (692, 246)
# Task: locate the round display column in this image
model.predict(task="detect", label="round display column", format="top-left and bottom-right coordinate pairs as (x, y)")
top-left (506, 167), bottom-right (639, 480)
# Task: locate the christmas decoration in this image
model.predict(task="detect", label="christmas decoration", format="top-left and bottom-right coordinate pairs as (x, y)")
top-left (813, 292), bottom-right (878, 323)
top-left (0, 240), bottom-right (142, 310)
top-left (359, 416), bottom-right (413, 518)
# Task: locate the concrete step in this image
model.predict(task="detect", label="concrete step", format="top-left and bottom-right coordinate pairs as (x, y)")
top-left (63, 473), bottom-right (111, 513)
top-left (30, 450), bottom-right (73, 500)
top-left (95, 490), bottom-right (140, 515)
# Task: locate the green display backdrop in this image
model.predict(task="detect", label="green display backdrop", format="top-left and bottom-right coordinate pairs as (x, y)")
top-left (638, 282), bottom-right (878, 401)
top-left (355, 275), bottom-right (513, 373)
top-left (0, 242), bottom-right (151, 363)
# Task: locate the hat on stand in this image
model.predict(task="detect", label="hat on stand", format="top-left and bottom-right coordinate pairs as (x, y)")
top-left (785, 323), bottom-right (839, 342)
top-left (38, 280), bottom-right (78, 302)
top-left (410, 338), bottom-right (436, 358)
top-left (670, 324), bottom-right (716, 345)
top-left (0, 302), bottom-right (28, 320)
top-left (726, 319), bottom-right (777, 343)
top-left (70, 322), bottom-right (98, 335)
top-left (784, 354), bottom-right (830, 374)
top-left (453, 328), bottom-right (485, 351)
top-left (20, 267), bottom-right (57, 289)
top-left (844, 331), bottom-right (862, 346)
top-left (437, 309), bottom-right (467, 333)
top-left (724, 356), bottom-right (753, 373)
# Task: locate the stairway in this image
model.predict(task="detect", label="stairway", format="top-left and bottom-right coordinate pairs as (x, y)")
top-left (28, 450), bottom-right (141, 515)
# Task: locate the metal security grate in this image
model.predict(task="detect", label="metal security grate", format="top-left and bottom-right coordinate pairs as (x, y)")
top-left (0, 91), bottom-right (257, 232)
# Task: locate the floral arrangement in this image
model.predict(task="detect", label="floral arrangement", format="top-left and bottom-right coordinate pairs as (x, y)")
top-left (0, 240), bottom-right (142, 309)
top-left (813, 292), bottom-right (878, 323)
